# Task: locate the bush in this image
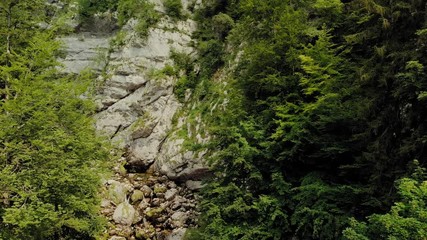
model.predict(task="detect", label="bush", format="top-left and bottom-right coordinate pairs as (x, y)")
top-left (78, 0), bottom-right (117, 21)
top-left (117, 0), bottom-right (160, 38)
top-left (212, 13), bottom-right (234, 39)
top-left (164, 0), bottom-right (183, 19)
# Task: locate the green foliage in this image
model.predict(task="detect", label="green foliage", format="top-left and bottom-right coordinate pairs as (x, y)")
top-left (117, 0), bottom-right (160, 38)
top-left (211, 13), bottom-right (234, 39)
top-left (292, 174), bottom-right (364, 239)
top-left (163, 0), bottom-right (183, 19)
top-left (170, 51), bottom-right (199, 102)
top-left (344, 175), bottom-right (427, 239)
top-left (0, 3), bottom-right (110, 239)
top-left (77, 0), bottom-right (160, 39)
top-left (188, 0), bottom-right (427, 239)
top-left (77, 0), bottom-right (118, 23)
top-left (77, 0), bottom-right (117, 20)
top-left (110, 30), bottom-right (128, 49)
top-left (0, 45), bottom-right (110, 240)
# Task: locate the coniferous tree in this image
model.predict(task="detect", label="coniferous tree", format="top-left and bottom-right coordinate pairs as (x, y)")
top-left (189, 0), bottom-right (427, 239)
top-left (0, 1), bottom-right (110, 239)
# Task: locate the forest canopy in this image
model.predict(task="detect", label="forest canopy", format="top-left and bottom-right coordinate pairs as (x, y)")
top-left (185, 0), bottom-right (427, 239)
top-left (1, 0), bottom-right (427, 239)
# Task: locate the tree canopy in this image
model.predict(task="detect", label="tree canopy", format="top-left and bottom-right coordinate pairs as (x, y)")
top-left (186, 0), bottom-right (427, 239)
top-left (0, 1), bottom-right (110, 239)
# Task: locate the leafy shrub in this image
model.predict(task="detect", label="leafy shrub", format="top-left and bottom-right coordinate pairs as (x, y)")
top-left (170, 50), bottom-right (194, 73)
top-left (198, 39), bottom-right (224, 77)
top-left (343, 176), bottom-right (427, 240)
top-left (212, 13), bottom-right (234, 39)
top-left (117, 0), bottom-right (159, 38)
top-left (77, 0), bottom-right (159, 38)
top-left (163, 0), bottom-right (183, 19)
top-left (77, 0), bottom-right (117, 21)
top-left (170, 51), bottom-right (199, 102)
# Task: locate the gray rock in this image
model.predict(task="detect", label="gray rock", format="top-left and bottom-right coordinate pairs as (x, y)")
top-left (131, 123), bottom-right (156, 140)
top-left (151, 198), bottom-right (161, 207)
top-left (138, 198), bottom-right (150, 210)
top-left (167, 181), bottom-right (177, 189)
top-left (166, 228), bottom-right (187, 240)
top-left (170, 211), bottom-right (188, 228)
top-left (86, 15), bottom-right (205, 178)
top-left (109, 236), bottom-right (127, 240)
top-left (101, 198), bottom-right (111, 208)
top-left (185, 180), bottom-right (203, 190)
top-left (108, 180), bottom-right (129, 205)
top-left (141, 185), bottom-right (153, 197)
top-left (113, 202), bottom-right (136, 226)
top-left (165, 188), bottom-right (178, 201)
top-left (131, 190), bottom-right (144, 203)
top-left (59, 35), bottom-right (110, 74)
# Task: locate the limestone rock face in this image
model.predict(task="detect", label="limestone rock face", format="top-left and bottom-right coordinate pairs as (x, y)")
top-left (60, 1), bottom-right (211, 239)
top-left (91, 18), bottom-right (199, 175)
top-left (59, 35), bottom-right (110, 74)
top-left (60, 0), bottom-right (208, 183)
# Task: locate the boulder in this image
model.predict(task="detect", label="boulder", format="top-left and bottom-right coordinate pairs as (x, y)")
top-left (165, 188), bottom-right (178, 201)
top-left (141, 185), bottom-right (153, 197)
top-left (166, 228), bottom-right (187, 240)
top-left (108, 180), bottom-right (129, 205)
top-left (109, 236), bottom-right (127, 240)
top-left (144, 207), bottom-right (164, 219)
top-left (185, 180), bottom-right (203, 191)
top-left (131, 190), bottom-right (144, 203)
top-left (113, 202), bottom-right (136, 226)
top-left (170, 211), bottom-right (188, 228)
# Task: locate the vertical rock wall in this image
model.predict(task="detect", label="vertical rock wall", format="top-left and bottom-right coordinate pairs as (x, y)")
top-left (60, 1), bottom-right (207, 180)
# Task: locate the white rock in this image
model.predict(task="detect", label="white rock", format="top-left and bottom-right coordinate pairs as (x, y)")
top-left (108, 180), bottom-right (129, 205)
top-left (166, 228), bottom-right (187, 240)
top-left (59, 35), bottom-right (110, 73)
top-left (185, 180), bottom-right (203, 190)
top-left (109, 236), bottom-right (127, 240)
top-left (101, 198), bottom-right (111, 208)
top-left (170, 211), bottom-right (188, 228)
top-left (113, 202), bottom-right (136, 226)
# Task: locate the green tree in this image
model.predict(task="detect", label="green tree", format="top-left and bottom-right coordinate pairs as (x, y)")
top-left (344, 169), bottom-right (427, 239)
top-left (0, 70), bottom-right (110, 239)
top-left (0, 1), bottom-right (110, 239)
top-left (186, 0), bottom-right (427, 238)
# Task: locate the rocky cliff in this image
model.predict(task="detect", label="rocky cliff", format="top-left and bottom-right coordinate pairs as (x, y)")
top-left (59, 0), bottom-right (208, 239)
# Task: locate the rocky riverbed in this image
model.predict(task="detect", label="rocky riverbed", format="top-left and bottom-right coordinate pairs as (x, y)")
top-left (101, 158), bottom-right (201, 240)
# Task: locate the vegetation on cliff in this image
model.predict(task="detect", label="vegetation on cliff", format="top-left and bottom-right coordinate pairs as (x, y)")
top-left (2, 0), bottom-right (427, 239)
top-left (183, 0), bottom-right (427, 239)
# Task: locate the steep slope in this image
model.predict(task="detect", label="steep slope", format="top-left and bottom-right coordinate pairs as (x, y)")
top-left (58, 0), bottom-right (209, 239)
